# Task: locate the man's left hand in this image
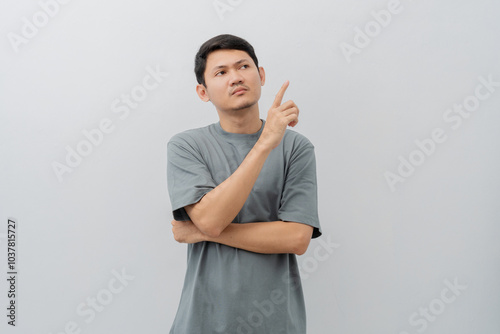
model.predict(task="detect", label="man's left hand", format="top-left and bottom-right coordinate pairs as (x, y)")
top-left (171, 220), bottom-right (207, 243)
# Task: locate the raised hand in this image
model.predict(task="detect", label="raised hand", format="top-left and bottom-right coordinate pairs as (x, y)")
top-left (259, 80), bottom-right (300, 150)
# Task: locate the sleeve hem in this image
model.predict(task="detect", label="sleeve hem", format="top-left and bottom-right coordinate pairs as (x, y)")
top-left (171, 191), bottom-right (210, 221)
top-left (279, 214), bottom-right (322, 239)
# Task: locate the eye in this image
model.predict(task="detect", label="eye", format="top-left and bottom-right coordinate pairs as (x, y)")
top-left (240, 64), bottom-right (249, 69)
top-left (216, 70), bottom-right (225, 76)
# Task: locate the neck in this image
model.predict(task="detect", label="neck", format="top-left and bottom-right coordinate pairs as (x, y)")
top-left (217, 105), bottom-right (262, 134)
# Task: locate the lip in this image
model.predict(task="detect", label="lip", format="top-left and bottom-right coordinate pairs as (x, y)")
top-left (232, 87), bottom-right (248, 95)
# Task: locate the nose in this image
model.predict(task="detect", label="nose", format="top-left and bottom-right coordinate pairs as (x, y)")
top-left (229, 70), bottom-right (244, 86)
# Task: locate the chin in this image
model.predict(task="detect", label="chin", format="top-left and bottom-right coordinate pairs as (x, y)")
top-left (232, 96), bottom-right (259, 111)
top-left (232, 102), bottom-right (255, 111)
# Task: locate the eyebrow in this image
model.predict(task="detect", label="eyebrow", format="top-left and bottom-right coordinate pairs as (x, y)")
top-left (211, 59), bottom-right (250, 72)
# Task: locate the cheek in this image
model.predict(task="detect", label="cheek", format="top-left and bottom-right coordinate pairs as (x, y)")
top-left (206, 83), bottom-right (226, 101)
top-left (251, 81), bottom-right (262, 96)
top-left (252, 75), bottom-right (264, 90)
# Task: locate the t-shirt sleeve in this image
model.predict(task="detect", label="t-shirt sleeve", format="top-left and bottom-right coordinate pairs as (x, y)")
top-left (278, 138), bottom-right (322, 238)
top-left (167, 135), bottom-right (216, 221)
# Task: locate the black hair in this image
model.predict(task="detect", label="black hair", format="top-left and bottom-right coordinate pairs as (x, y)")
top-left (194, 34), bottom-right (259, 86)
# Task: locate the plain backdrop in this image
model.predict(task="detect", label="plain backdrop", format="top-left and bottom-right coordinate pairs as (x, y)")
top-left (1, 0), bottom-right (499, 333)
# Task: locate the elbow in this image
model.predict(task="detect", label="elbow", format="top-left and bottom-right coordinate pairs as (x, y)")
top-left (294, 243), bottom-right (309, 256)
top-left (195, 219), bottom-right (224, 238)
top-left (186, 204), bottom-right (226, 238)
top-left (293, 226), bottom-right (313, 255)
top-left (202, 227), bottom-right (223, 239)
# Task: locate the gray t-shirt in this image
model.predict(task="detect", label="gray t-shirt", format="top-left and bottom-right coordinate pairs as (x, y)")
top-left (167, 120), bottom-right (321, 334)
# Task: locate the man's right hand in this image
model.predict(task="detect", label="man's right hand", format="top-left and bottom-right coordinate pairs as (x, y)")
top-left (259, 80), bottom-right (300, 150)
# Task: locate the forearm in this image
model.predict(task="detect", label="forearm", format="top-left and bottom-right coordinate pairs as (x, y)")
top-left (186, 140), bottom-right (272, 237)
top-left (204, 221), bottom-right (313, 255)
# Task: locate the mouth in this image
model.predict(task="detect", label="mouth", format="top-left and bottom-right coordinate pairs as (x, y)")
top-left (232, 87), bottom-right (248, 95)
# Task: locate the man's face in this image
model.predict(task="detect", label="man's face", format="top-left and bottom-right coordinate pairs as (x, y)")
top-left (197, 49), bottom-right (265, 113)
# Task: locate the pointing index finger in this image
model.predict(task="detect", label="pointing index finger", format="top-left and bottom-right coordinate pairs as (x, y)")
top-left (273, 80), bottom-right (290, 107)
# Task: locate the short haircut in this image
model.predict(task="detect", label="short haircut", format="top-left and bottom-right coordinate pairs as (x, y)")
top-left (194, 34), bottom-right (259, 87)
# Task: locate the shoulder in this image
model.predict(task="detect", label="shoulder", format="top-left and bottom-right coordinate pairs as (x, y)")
top-left (282, 129), bottom-right (315, 151)
top-left (166, 125), bottom-right (218, 161)
top-left (168, 124), bottom-right (214, 148)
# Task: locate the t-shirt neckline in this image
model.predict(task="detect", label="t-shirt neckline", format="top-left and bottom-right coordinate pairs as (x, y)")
top-left (214, 119), bottom-right (265, 141)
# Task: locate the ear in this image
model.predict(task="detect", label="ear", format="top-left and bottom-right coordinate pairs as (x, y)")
top-left (258, 67), bottom-right (266, 86)
top-left (196, 84), bottom-right (210, 102)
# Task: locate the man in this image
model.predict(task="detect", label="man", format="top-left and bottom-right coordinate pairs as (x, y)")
top-left (167, 34), bottom-right (321, 334)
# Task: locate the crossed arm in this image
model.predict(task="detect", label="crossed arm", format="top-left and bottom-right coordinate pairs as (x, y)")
top-left (172, 220), bottom-right (313, 255)
top-left (171, 81), bottom-right (313, 255)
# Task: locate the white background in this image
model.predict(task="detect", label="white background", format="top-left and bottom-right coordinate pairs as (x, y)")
top-left (1, 0), bottom-right (499, 333)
